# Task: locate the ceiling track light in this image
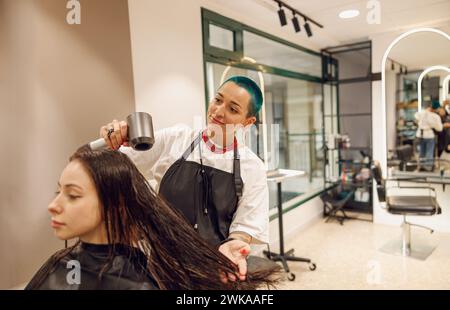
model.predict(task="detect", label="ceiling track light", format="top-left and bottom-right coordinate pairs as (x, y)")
top-left (292, 12), bottom-right (301, 33)
top-left (304, 19), bottom-right (313, 37)
top-left (389, 58), bottom-right (408, 75)
top-left (273, 0), bottom-right (323, 38)
top-left (277, 3), bottom-right (287, 26)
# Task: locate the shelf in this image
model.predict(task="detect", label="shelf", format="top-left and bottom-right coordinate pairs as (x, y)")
top-left (343, 200), bottom-right (372, 214)
top-left (338, 113), bottom-right (372, 117)
top-left (341, 147), bottom-right (372, 151)
top-left (342, 182), bottom-right (372, 189)
top-left (338, 160), bottom-right (371, 166)
top-left (337, 158), bottom-right (373, 216)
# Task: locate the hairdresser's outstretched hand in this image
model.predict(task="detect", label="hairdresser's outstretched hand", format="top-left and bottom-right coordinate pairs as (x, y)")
top-left (99, 120), bottom-right (129, 150)
top-left (218, 239), bottom-right (250, 282)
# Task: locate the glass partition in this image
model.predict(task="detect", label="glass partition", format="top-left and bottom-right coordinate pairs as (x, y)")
top-left (243, 31), bottom-right (322, 78)
top-left (206, 62), bottom-right (324, 209)
top-left (202, 8), bottom-right (325, 211)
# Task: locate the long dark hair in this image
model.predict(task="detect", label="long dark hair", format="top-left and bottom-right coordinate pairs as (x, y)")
top-left (28, 146), bottom-right (279, 289)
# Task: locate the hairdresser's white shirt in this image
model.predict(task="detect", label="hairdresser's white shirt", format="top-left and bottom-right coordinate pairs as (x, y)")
top-left (415, 110), bottom-right (443, 139)
top-left (120, 124), bottom-right (269, 244)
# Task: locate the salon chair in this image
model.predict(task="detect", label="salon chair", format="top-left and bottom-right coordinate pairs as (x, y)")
top-left (396, 145), bottom-right (416, 171)
top-left (371, 162), bottom-right (441, 260)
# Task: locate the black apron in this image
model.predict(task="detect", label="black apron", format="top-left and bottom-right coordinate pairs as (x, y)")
top-left (159, 132), bottom-right (243, 247)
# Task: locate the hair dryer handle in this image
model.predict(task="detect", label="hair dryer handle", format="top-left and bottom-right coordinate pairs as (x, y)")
top-left (89, 138), bottom-right (108, 151)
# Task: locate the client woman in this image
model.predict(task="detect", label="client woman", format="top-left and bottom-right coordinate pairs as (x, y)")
top-left (26, 146), bottom-right (278, 290)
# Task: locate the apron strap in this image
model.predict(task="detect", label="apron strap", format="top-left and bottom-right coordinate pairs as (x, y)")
top-left (181, 132), bottom-right (202, 160)
top-left (234, 142), bottom-right (243, 197)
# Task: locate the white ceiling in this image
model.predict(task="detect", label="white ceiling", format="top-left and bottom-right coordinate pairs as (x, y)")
top-left (388, 30), bottom-right (450, 70)
top-left (212, 0), bottom-right (450, 48)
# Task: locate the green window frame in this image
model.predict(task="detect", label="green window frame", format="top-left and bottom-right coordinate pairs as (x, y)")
top-left (202, 8), bottom-right (322, 83)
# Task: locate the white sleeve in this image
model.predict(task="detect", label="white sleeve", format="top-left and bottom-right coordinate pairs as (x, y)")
top-left (119, 128), bottom-right (168, 180)
top-left (432, 114), bottom-right (443, 132)
top-left (229, 165), bottom-right (269, 244)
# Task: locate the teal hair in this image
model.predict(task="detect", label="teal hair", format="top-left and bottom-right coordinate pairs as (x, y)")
top-left (221, 76), bottom-right (263, 118)
top-left (431, 100), bottom-right (441, 110)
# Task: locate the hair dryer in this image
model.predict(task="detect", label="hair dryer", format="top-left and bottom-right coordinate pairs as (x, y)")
top-left (89, 112), bottom-right (155, 151)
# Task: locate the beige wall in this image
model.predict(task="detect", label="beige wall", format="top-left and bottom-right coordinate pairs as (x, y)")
top-left (128, 0), bottom-right (206, 130)
top-left (0, 0), bottom-right (135, 289)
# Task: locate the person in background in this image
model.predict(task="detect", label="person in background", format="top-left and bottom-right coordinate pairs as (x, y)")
top-left (415, 100), bottom-right (443, 171)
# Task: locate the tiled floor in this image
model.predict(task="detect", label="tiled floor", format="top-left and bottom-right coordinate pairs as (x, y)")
top-left (275, 219), bottom-right (450, 289)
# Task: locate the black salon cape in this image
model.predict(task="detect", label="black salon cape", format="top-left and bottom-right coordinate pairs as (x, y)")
top-left (25, 242), bottom-right (159, 290)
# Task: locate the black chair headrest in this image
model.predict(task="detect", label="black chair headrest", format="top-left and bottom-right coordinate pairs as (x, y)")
top-left (396, 145), bottom-right (413, 161)
top-left (371, 161), bottom-right (383, 185)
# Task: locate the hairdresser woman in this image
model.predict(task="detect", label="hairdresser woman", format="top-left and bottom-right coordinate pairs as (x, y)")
top-left (99, 76), bottom-right (269, 281)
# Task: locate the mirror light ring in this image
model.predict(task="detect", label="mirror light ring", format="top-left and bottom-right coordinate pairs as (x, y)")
top-left (442, 74), bottom-right (450, 102)
top-left (417, 66), bottom-right (450, 111)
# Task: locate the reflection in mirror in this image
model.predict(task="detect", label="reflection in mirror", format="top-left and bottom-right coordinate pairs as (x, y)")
top-left (384, 29), bottom-right (450, 176)
top-left (443, 75), bottom-right (450, 102)
top-left (418, 66), bottom-right (450, 111)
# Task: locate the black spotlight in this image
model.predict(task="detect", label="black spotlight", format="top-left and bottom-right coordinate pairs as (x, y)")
top-left (391, 62), bottom-right (395, 71)
top-left (405, 67), bottom-right (408, 75)
top-left (400, 66), bottom-right (404, 74)
top-left (278, 4), bottom-right (287, 26)
top-left (292, 12), bottom-right (301, 33)
top-left (304, 19), bottom-right (313, 37)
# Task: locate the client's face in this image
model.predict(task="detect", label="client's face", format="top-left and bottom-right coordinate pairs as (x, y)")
top-left (48, 160), bottom-right (104, 242)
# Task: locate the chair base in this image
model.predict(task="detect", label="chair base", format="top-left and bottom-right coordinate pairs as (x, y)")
top-left (263, 249), bottom-right (317, 281)
top-left (379, 239), bottom-right (436, 261)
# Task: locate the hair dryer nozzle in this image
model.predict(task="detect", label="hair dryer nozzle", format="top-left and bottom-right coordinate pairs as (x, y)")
top-left (127, 112), bottom-right (154, 151)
